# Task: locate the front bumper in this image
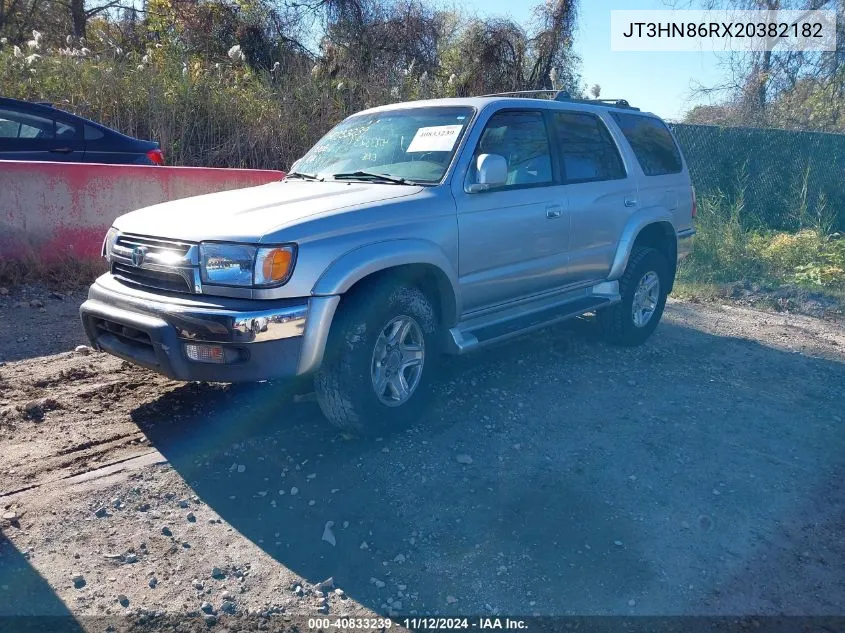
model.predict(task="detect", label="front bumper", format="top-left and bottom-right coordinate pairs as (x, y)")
top-left (80, 274), bottom-right (337, 382)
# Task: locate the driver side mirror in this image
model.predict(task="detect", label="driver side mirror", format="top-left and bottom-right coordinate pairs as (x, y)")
top-left (466, 154), bottom-right (507, 193)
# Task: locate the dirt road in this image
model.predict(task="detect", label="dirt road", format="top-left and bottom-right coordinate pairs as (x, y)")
top-left (1, 288), bottom-right (844, 630)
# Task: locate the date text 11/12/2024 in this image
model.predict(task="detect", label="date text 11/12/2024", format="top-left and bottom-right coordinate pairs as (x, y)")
top-left (307, 617), bottom-right (529, 630)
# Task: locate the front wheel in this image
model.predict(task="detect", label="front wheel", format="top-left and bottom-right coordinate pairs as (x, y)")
top-left (598, 247), bottom-right (670, 346)
top-left (314, 282), bottom-right (440, 435)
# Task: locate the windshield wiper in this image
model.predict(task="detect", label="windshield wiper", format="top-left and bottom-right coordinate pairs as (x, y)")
top-left (331, 171), bottom-right (414, 185)
top-left (286, 171), bottom-right (323, 181)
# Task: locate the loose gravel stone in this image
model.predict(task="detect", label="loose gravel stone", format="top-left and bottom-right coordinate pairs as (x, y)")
top-left (455, 454), bottom-right (473, 465)
top-left (220, 600), bottom-right (237, 614)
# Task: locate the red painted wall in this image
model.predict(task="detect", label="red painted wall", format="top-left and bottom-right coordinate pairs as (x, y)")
top-left (0, 161), bottom-right (284, 262)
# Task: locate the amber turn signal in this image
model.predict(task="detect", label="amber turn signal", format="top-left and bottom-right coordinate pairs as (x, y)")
top-left (256, 246), bottom-right (295, 285)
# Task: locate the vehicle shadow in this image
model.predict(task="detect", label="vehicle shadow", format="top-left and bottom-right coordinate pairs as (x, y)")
top-left (0, 531), bottom-right (85, 631)
top-left (130, 314), bottom-right (845, 616)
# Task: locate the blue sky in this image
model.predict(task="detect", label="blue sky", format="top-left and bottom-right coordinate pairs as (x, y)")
top-left (460, 0), bottom-right (729, 121)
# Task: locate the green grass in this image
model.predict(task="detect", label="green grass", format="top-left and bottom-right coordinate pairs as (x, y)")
top-left (677, 194), bottom-right (845, 287)
top-left (675, 192), bottom-right (845, 312)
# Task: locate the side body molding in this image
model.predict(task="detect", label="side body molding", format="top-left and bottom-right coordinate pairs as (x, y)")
top-left (607, 207), bottom-right (677, 280)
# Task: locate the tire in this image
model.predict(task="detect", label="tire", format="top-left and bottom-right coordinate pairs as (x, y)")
top-left (314, 280), bottom-right (440, 435)
top-left (598, 247), bottom-right (670, 347)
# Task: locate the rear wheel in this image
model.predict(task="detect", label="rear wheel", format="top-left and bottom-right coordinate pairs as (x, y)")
top-left (598, 247), bottom-right (669, 346)
top-left (314, 281), bottom-right (440, 435)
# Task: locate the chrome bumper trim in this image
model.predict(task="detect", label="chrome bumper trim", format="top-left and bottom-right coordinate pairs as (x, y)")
top-left (228, 305), bottom-right (308, 342)
top-left (85, 276), bottom-right (308, 344)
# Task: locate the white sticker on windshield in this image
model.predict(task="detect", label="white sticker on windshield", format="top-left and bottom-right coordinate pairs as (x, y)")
top-left (406, 125), bottom-right (463, 153)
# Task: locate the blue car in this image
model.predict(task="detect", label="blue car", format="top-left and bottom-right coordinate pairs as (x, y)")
top-left (0, 97), bottom-right (164, 165)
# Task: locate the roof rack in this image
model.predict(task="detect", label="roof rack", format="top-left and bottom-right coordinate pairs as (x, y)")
top-left (478, 89), bottom-right (639, 111)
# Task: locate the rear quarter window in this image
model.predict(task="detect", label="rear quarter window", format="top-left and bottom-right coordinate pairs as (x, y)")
top-left (611, 112), bottom-right (683, 176)
top-left (84, 124), bottom-right (105, 141)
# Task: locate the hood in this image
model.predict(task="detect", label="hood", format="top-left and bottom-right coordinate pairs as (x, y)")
top-left (112, 180), bottom-right (423, 243)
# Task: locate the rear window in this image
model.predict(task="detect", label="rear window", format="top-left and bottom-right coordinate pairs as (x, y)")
top-left (552, 111), bottom-right (626, 183)
top-left (611, 112), bottom-right (682, 176)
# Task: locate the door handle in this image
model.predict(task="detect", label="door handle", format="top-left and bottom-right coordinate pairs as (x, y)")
top-left (546, 205), bottom-right (562, 219)
top-left (624, 197), bottom-right (638, 208)
top-left (49, 147), bottom-right (74, 154)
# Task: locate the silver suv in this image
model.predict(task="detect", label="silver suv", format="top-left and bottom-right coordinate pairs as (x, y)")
top-left (80, 92), bottom-right (695, 434)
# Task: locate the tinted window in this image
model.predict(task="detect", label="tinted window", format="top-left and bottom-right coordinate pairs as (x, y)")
top-left (0, 108), bottom-right (54, 139)
top-left (56, 120), bottom-right (78, 139)
top-left (552, 112), bottom-right (625, 183)
top-left (84, 124), bottom-right (105, 140)
top-left (470, 111), bottom-right (552, 188)
top-left (611, 113), bottom-right (682, 176)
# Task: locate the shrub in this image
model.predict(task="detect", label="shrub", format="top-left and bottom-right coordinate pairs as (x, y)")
top-left (679, 190), bottom-right (845, 289)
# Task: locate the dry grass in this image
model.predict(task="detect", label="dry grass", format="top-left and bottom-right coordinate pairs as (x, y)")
top-left (0, 258), bottom-right (107, 291)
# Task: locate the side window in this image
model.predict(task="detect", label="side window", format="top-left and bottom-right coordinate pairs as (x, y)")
top-left (552, 112), bottom-right (626, 183)
top-left (0, 108), bottom-right (54, 139)
top-left (56, 120), bottom-right (78, 139)
top-left (84, 124), bottom-right (105, 141)
top-left (611, 112), bottom-right (682, 176)
top-left (469, 111), bottom-right (553, 188)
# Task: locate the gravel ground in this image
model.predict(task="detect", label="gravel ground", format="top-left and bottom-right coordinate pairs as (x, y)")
top-left (1, 286), bottom-right (844, 631)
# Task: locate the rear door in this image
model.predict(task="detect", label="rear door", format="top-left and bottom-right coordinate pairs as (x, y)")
top-left (0, 103), bottom-right (84, 162)
top-left (608, 112), bottom-right (690, 230)
top-left (550, 109), bottom-right (638, 283)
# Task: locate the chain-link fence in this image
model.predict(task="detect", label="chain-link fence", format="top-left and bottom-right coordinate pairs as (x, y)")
top-left (669, 123), bottom-right (845, 233)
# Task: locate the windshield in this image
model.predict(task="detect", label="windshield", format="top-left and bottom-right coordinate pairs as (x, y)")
top-left (292, 106), bottom-right (475, 184)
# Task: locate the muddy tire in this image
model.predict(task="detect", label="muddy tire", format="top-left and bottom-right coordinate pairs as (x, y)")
top-left (314, 281), bottom-right (440, 435)
top-left (598, 247), bottom-right (669, 347)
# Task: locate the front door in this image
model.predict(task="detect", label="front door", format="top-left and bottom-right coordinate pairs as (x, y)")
top-left (452, 109), bottom-right (570, 315)
top-left (0, 104), bottom-right (84, 162)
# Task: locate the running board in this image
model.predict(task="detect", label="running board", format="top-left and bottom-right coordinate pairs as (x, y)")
top-left (448, 284), bottom-right (620, 354)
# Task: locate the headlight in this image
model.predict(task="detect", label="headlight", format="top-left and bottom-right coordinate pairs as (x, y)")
top-left (199, 243), bottom-right (296, 288)
top-left (102, 227), bottom-right (119, 260)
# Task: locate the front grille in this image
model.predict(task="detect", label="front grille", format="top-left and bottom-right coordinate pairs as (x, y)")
top-left (112, 263), bottom-right (192, 293)
top-left (116, 234), bottom-right (191, 257)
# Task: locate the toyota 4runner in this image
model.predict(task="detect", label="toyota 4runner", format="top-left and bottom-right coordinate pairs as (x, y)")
top-left (80, 91), bottom-right (695, 434)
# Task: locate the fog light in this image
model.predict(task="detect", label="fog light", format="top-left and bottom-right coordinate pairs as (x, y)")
top-left (185, 343), bottom-right (232, 364)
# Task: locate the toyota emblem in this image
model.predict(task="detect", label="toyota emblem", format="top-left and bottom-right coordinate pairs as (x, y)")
top-left (131, 245), bottom-right (148, 267)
